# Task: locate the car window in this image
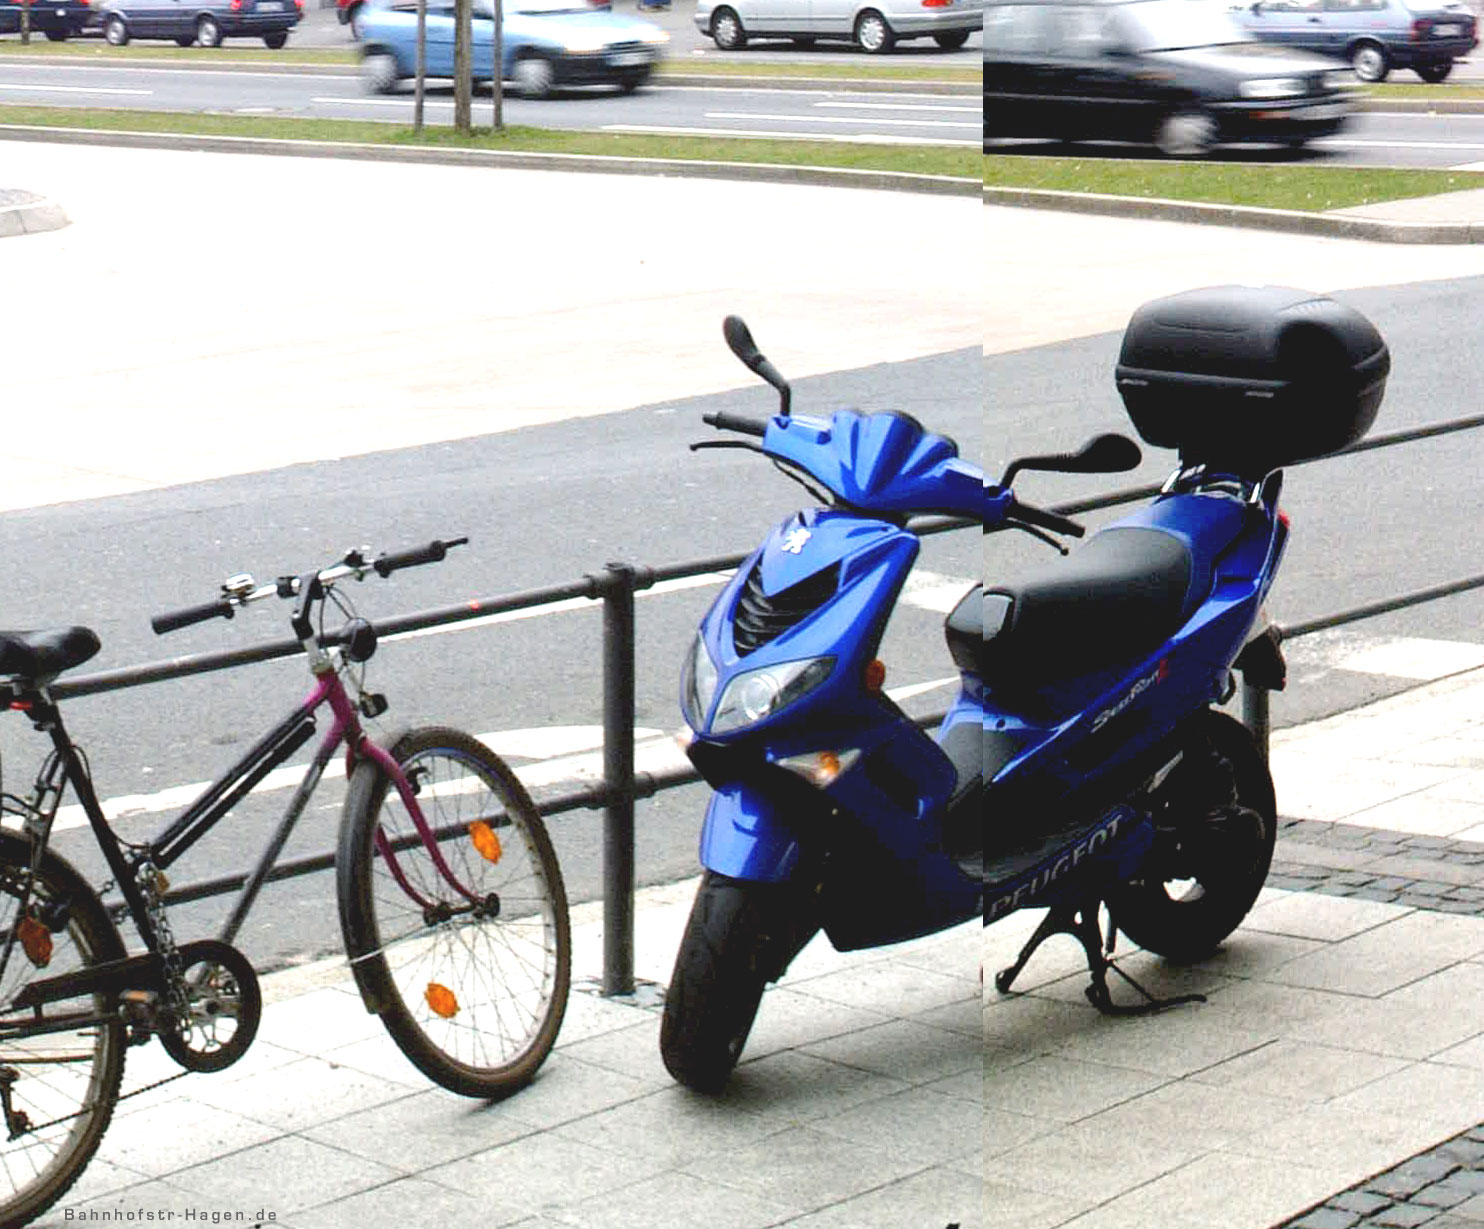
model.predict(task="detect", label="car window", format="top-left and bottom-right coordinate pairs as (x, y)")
top-left (983, 4), bottom-right (1057, 54)
top-left (1048, 4), bottom-right (1122, 54)
top-left (1259, 0), bottom-right (1321, 11)
top-left (1322, 0), bottom-right (1385, 11)
top-left (1115, 0), bottom-right (1253, 50)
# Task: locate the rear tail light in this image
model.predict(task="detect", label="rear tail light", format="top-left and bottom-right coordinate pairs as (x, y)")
top-left (229, 0), bottom-right (242, 9)
top-left (1411, 17), bottom-right (1431, 38)
top-left (921, 0), bottom-right (951, 7)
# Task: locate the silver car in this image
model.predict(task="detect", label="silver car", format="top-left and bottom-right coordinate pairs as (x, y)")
top-left (694, 0), bottom-right (982, 52)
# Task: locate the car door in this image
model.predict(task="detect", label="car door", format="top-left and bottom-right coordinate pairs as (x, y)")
top-left (424, 1), bottom-right (457, 75)
top-left (984, 3), bottom-right (1061, 139)
top-left (1247, 0), bottom-right (1326, 52)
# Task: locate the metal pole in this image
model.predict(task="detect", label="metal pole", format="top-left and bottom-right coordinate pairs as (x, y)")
top-left (1242, 679), bottom-right (1271, 765)
top-left (599, 562), bottom-right (637, 996)
top-left (414, 0), bottom-right (427, 132)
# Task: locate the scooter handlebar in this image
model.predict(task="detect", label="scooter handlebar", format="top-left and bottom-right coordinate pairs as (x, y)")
top-left (702, 411), bottom-right (768, 438)
top-left (1009, 497), bottom-right (1085, 539)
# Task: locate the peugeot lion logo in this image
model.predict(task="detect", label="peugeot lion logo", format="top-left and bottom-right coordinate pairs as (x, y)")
top-left (781, 527), bottom-right (812, 554)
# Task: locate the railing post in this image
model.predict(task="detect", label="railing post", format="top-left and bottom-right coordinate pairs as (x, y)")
top-left (597, 562), bottom-right (638, 996)
top-left (1242, 678), bottom-right (1271, 765)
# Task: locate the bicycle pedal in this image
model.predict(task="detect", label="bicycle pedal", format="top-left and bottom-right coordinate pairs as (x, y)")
top-left (359, 693), bottom-right (388, 719)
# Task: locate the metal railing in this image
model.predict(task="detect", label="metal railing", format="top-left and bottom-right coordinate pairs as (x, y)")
top-left (49, 515), bottom-right (973, 996)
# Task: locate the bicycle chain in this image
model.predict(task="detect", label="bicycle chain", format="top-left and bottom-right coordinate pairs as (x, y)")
top-left (138, 861), bottom-right (190, 1022)
top-left (14, 1066), bottom-right (191, 1138)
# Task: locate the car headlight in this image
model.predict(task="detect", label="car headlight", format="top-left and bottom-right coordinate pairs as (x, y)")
top-left (1324, 68), bottom-right (1357, 89)
top-left (680, 632), bottom-right (718, 731)
top-left (711, 656), bottom-right (835, 735)
top-left (1239, 77), bottom-right (1306, 99)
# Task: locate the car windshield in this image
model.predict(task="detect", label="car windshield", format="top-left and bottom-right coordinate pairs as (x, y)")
top-left (479, 0), bottom-right (595, 12)
top-left (1114, 0), bottom-right (1253, 50)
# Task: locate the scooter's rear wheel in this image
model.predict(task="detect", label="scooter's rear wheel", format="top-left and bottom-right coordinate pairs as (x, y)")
top-left (1107, 711), bottom-right (1276, 964)
top-left (660, 871), bottom-right (817, 1094)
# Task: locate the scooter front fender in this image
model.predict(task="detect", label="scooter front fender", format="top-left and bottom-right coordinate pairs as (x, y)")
top-left (697, 783), bottom-right (802, 883)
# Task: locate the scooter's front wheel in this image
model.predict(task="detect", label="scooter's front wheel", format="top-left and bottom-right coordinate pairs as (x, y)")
top-left (661, 871), bottom-right (816, 1094)
top-left (1107, 711), bottom-right (1276, 964)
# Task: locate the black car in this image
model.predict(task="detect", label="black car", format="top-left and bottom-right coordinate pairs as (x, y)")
top-left (984, 0), bottom-right (1357, 156)
top-left (0, 0), bottom-right (94, 39)
top-left (96, 0), bottom-right (302, 46)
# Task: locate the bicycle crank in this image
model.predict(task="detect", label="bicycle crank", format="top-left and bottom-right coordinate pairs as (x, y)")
top-left (156, 940), bottom-right (261, 1074)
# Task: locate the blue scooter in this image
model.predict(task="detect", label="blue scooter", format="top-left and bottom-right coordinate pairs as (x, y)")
top-left (662, 288), bottom-right (1388, 1093)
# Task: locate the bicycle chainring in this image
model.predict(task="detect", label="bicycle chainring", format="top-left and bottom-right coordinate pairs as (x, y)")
top-left (156, 939), bottom-right (261, 1074)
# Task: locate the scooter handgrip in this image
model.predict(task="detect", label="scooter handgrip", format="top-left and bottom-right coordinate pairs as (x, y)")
top-left (372, 537), bottom-right (469, 577)
top-left (151, 598), bottom-right (235, 635)
top-left (1012, 499), bottom-right (1085, 539)
top-left (701, 411), bottom-right (767, 438)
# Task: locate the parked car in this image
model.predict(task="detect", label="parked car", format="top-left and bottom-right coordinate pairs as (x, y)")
top-left (96, 0), bottom-right (303, 46)
top-left (0, 0), bottom-right (94, 39)
top-left (984, 0), bottom-right (1356, 156)
top-left (1229, 0), bottom-right (1477, 83)
top-left (340, 0), bottom-right (609, 40)
top-left (358, 0), bottom-right (668, 97)
top-left (694, 0), bottom-right (981, 52)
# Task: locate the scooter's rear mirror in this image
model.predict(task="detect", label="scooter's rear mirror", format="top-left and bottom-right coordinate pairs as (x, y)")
top-left (722, 314), bottom-right (792, 417)
top-left (999, 434), bottom-right (1142, 487)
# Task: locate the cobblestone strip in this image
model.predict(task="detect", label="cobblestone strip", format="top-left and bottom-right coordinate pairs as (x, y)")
top-left (1270, 819), bottom-right (1484, 916)
top-left (1279, 1125), bottom-right (1484, 1229)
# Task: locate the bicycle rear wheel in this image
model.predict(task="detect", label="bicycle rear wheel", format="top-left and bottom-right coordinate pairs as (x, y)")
top-left (337, 727), bottom-right (570, 1099)
top-left (0, 832), bottom-right (127, 1226)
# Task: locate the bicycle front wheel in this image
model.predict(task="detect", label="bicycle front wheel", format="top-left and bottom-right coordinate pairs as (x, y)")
top-left (0, 832), bottom-right (127, 1227)
top-left (337, 727), bottom-right (570, 1099)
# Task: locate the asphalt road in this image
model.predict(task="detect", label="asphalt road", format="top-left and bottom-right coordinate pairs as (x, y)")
top-left (1, 349), bottom-right (979, 975)
top-left (0, 58), bottom-right (980, 140)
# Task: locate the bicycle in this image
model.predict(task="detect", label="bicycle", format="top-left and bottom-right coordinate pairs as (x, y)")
top-left (0, 539), bottom-right (571, 1228)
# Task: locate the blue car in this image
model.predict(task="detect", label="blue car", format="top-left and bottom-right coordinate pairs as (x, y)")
top-left (0, 0), bottom-right (94, 39)
top-left (359, 0), bottom-right (669, 98)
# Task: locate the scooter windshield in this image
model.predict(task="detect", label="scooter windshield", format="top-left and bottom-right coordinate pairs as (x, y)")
top-left (761, 410), bottom-right (986, 520)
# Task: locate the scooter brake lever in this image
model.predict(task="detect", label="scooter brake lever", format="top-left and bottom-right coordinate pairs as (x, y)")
top-left (1013, 523), bottom-right (1070, 556)
top-left (690, 440), bottom-right (766, 455)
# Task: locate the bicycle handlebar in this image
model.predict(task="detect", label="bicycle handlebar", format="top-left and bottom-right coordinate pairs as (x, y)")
top-left (373, 537), bottom-right (469, 577)
top-left (151, 537), bottom-right (469, 636)
top-left (151, 598), bottom-right (236, 636)
top-left (701, 411), bottom-right (768, 438)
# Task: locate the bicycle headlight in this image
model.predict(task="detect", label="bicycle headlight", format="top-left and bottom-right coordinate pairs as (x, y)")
top-left (680, 632), bottom-right (718, 730)
top-left (711, 656), bottom-right (834, 734)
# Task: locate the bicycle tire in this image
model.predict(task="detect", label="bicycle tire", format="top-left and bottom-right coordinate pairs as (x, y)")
top-left (0, 832), bottom-right (127, 1228)
top-left (337, 727), bottom-right (571, 1099)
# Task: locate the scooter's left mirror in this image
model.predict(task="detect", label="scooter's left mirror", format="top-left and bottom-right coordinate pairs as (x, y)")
top-left (1000, 433), bottom-right (1142, 487)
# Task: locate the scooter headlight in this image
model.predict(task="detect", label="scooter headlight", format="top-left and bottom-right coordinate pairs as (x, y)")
top-left (711, 656), bottom-right (835, 734)
top-left (681, 632), bottom-right (718, 730)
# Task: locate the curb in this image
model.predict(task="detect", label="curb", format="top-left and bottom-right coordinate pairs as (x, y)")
top-left (0, 123), bottom-right (980, 194)
top-left (0, 53), bottom-right (978, 93)
top-left (0, 186), bottom-right (67, 236)
top-left (1361, 96), bottom-right (1484, 113)
top-left (983, 185), bottom-right (1484, 244)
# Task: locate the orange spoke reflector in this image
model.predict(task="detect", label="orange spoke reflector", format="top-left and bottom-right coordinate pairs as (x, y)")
top-left (469, 821), bottom-right (503, 864)
top-left (17, 916), bottom-right (51, 968)
top-left (425, 983), bottom-right (459, 1019)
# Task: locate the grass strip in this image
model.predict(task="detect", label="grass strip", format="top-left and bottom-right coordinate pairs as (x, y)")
top-left (0, 38), bottom-right (979, 81)
top-left (983, 155), bottom-right (1484, 212)
top-left (0, 103), bottom-right (978, 176)
top-left (1365, 82), bottom-right (1484, 101)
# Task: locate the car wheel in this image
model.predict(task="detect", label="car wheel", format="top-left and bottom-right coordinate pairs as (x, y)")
top-left (854, 9), bottom-right (895, 53)
top-left (512, 55), bottom-right (556, 99)
top-left (710, 6), bottom-right (746, 49)
top-left (615, 66), bottom-right (650, 94)
top-left (1350, 41), bottom-right (1389, 83)
top-left (361, 50), bottom-right (399, 93)
top-left (196, 14), bottom-right (222, 46)
top-left (103, 14), bottom-right (128, 44)
top-left (932, 30), bottom-right (968, 49)
top-left (263, 30), bottom-right (286, 48)
top-left (1155, 109), bottom-right (1217, 158)
top-left (174, 34), bottom-right (193, 44)
top-left (43, 28), bottom-right (68, 40)
top-left (1416, 61), bottom-right (1453, 83)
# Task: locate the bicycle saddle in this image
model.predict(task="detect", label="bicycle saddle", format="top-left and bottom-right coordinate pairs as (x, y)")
top-left (0, 626), bottom-right (101, 681)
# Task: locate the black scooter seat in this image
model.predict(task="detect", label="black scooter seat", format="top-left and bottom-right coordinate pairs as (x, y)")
top-left (945, 527), bottom-right (1193, 687)
top-left (0, 627), bottom-right (101, 682)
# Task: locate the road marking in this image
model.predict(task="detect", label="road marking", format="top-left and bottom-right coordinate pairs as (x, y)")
top-left (1316, 137), bottom-right (1484, 151)
top-left (703, 110), bottom-right (979, 130)
top-left (1287, 633), bottom-right (1484, 682)
top-left (603, 123), bottom-right (977, 146)
top-left (0, 84), bottom-right (151, 96)
top-left (812, 101), bottom-right (980, 114)
top-left (901, 570), bottom-right (974, 614)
